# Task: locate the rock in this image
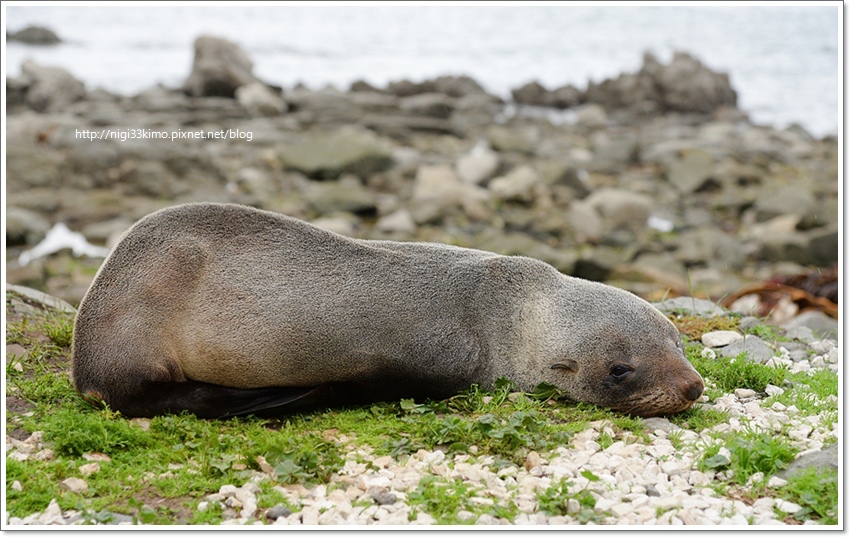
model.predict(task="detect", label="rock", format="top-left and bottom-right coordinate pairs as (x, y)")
top-left (718, 336), bottom-right (774, 364)
top-left (573, 246), bottom-right (632, 282)
top-left (511, 81), bottom-right (582, 109)
top-left (642, 417), bottom-right (682, 434)
top-left (585, 51), bottom-right (736, 114)
top-left (584, 188), bottom-right (653, 231)
top-left (734, 388), bottom-right (757, 399)
top-left (701, 331), bottom-right (743, 348)
top-left (8, 25), bottom-right (61, 44)
top-left (488, 165), bottom-right (542, 203)
top-left (781, 311), bottom-right (838, 341)
top-left (376, 209), bottom-right (416, 234)
top-left (265, 505), bottom-right (292, 520)
top-left (805, 225), bottom-right (838, 267)
top-left (305, 175), bottom-right (377, 216)
top-left (754, 186), bottom-right (817, 222)
top-left (778, 443), bottom-right (838, 480)
top-left (432, 75), bottom-right (490, 98)
top-left (575, 104), bottom-right (608, 128)
top-left (6, 207), bottom-right (50, 246)
top-left (674, 227), bottom-right (747, 270)
top-left (565, 200), bottom-right (603, 244)
top-left (666, 148), bottom-right (715, 193)
top-left (590, 134), bottom-right (639, 172)
top-left (19, 60), bottom-right (86, 112)
top-left (6, 284), bottom-right (76, 313)
top-left (652, 297), bottom-right (726, 317)
top-left (456, 147), bottom-right (500, 185)
top-left (486, 125), bottom-right (537, 155)
top-left (370, 492), bottom-right (398, 506)
top-left (60, 477), bottom-right (88, 494)
top-left (410, 164), bottom-right (492, 224)
top-left (182, 35), bottom-right (257, 97)
top-left (279, 126), bottom-right (394, 181)
top-left (399, 93), bottom-right (454, 119)
top-left (235, 82), bottom-right (286, 116)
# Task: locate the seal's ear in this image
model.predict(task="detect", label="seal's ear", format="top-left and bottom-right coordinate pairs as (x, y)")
top-left (551, 359), bottom-right (578, 373)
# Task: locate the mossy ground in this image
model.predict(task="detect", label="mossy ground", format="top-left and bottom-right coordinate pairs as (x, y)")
top-left (4, 291), bottom-right (839, 525)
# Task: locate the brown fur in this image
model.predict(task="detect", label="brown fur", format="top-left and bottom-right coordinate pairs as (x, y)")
top-left (72, 202), bottom-right (703, 418)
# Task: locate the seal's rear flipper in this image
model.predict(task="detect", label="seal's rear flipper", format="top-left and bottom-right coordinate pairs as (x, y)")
top-left (102, 380), bottom-right (332, 419)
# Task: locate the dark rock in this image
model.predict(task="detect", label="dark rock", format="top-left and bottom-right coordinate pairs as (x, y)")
top-left (511, 81), bottom-right (551, 107)
top-left (349, 79), bottom-right (380, 93)
top-left (573, 246), bottom-right (632, 282)
top-left (386, 79), bottom-right (437, 97)
top-left (265, 504), bottom-right (292, 520)
top-left (19, 60), bottom-right (86, 112)
top-left (511, 81), bottom-right (582, 109)
top-left (399, 93), bottom-right (455, 119)
top-left (8, 25), bottom-right (61, 44)
top-left (182, 35), bottom-right (257, 98)
top-left (585, 51), bottom-right (737, 115)
top-left (6, 207), bottom-right (51, 246)
top-left (804, 225), bottom-right (838, 267)
top-left (370, 492), bottom-right (398, 506)
top-left (432, 75), bottom-right (489, 98)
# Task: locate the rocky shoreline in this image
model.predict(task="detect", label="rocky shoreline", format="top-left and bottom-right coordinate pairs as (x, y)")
top-left (6, 35), bottom-right (839, 324)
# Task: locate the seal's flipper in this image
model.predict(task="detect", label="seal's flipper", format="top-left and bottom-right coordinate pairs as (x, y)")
top-left (102, 380), bottom-right (331, 419)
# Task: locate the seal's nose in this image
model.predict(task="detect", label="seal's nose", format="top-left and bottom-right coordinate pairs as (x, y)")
top-left (681, 375), bottom-right (704, 401)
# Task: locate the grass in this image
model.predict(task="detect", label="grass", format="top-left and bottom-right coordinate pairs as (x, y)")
top-left (4, 290), bottom-right (840, 526)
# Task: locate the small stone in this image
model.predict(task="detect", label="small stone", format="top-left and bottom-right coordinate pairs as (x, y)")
top-left (764, 384), bottom-right (785, 397)
top-left (701, 330), bottom-right (743, 347)
top-left (370, 492), bottom-right (398, 506)
top-left (11, 480), bottom-right (23, 492)
top-left (60, 477), bottom-right (88, 494)
top-left (265, 505), bottom-right (292, 520)
top-left (767, 476), bottom-right (788, 488)
top-left (197, 501), bottom-right (210, 512)
top-left (777, 500), bottom-right (803, 514)
top-left (82, 452), bottom-right (111, 462)
top-left (734, 388), bottom-right (757, 399)
top-left (78, 462), bottom-right (100, 476)
top-left (524, 451), bottom-right (542, 471)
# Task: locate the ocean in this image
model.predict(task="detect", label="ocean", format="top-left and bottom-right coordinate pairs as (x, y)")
top-left (4, 4), bottom-right (841, 137)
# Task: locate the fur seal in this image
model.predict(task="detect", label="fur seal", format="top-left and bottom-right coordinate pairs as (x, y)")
top-left (71, 202), bottom-right (703, 418)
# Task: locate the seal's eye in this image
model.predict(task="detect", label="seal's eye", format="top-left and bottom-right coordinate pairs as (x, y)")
top-left (610, 364), bottom-right (634, 381)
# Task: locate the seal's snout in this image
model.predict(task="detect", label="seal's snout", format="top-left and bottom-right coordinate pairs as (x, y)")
top-left (680, 375), bottom-right (704, 402)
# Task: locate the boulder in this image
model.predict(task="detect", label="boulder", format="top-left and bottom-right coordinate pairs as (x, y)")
top-left (182, 35), bottom-right (257, 97)
top-left (652, 297), bottom-right (727, 317)
top-left (19, 60), bottom-right (85, 112)
top-left (585, 51), bottom-right (737, 114)
top-left (279, 126), bottom-right (394, 181)
top-left (235, 82), bottom-right (286, 116)
top-left (8, 25), bottom-right (61, 44)
top-left (432, 75), bottom-right (490, 98)
top-left (565, 201), bottom-right (602, 244)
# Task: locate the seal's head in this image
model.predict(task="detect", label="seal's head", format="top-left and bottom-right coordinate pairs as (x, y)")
top-left (518, 279), bottom-right (704, 417)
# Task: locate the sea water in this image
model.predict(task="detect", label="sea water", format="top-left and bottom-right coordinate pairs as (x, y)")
top-left (4, 4), bottom-right (840, 137)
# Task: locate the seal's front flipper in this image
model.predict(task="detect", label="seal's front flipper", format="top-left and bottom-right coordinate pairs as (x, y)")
top-left (101, 380), bottom-right (332, 419)
top-left (218, 384), bottom-right (333, 418)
